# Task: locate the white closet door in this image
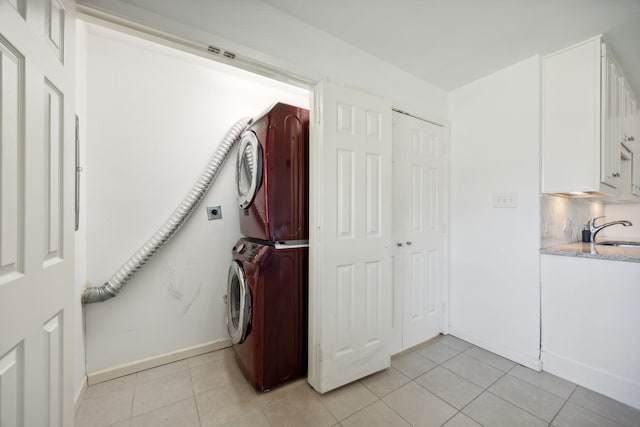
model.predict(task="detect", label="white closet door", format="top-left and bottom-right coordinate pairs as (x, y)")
top-left (0, 1), bottom-right (76, 425)
top-left (308, 81), bottom-right (392, 393)
top-left (392, 112), bottom-right (446, 349)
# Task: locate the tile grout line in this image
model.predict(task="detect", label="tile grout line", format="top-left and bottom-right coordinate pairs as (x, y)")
top-left (128, 374), bottom-right (137, 424)
top-left (467, 360), bottom-right (563, 426)
top-left (379, 396), bottom-right (417, 427)
top-left (460, 347), bottom-right (518, 373)
top-left (446, 361), bottom-right (512, 426)
top-left (411, 380), bottom-right (461, 427)
top-left (548, 394), bottom-right (571, 427)
top-left (498, 369), bottom-right (577, 418)
top-left (564, 387), bottom-right (630, 427)
top-left (396, 346), bottom-right (481, 426)
top-left (507, 365), bottom-right (578, 401)
top-left (310, 383), bottom-right (340, 425)
top-left (334, 397), bottom-right (388, 425)
top-left (409, 341), bottom-right (502, 425)
top-left (418, 348), bottom-right (463, 366)
top-left (187, 362), bottom-right (203, 427)
top-left (484, 389), bottom-right (555, 425)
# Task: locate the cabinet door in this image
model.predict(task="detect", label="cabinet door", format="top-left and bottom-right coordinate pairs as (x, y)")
top-left (542, 37), bottom-right (602, 193)
top-left (634, 104), bottom-right (640, 196)
top-left (623, 84), bottom-right (636, 153)
top-left (601, 49), bottom-right (621, 188)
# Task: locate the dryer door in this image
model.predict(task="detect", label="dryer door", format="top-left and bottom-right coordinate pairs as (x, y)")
top-left (236, 131), bottom-right (263, 209)
top-left (227, 261), bottom-right (252, 344)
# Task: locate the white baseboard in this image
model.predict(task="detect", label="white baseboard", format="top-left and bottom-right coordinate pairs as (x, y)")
top-left (87, 338), bottom-right (232, 385)
top-left (542, 350), bottom-right (640, 411)
top-left (447, 327), bottom-right (542, 371)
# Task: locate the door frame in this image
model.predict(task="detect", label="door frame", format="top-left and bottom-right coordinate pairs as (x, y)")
top-left (74, 2), bottom-right (451, 390)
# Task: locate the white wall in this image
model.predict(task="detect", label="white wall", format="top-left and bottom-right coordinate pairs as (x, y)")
top-left (77, 0), bottom-right (448, 122)
top-left (448, 56), bottom-right (541, 369)
top-left (83, 25), bottom-right (309, 373)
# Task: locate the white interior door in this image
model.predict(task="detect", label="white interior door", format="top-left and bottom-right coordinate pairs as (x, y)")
top-left (308, 81), bottom-right (392, 393)
top-left (0, 1), bottom-right (76, 425)
top-left (392, 112), bottom-right (446, 349)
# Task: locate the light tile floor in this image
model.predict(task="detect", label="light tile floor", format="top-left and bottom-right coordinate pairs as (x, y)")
top-left (75, 335), bottom-right (640, 427)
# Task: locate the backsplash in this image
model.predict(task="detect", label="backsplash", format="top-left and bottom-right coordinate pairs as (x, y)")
top-left (541, 195), bottom-right (640, 246)
top-left (541, 195), bottom-right (603, 247)
top-left (602, 203), bottom-right (640, 239)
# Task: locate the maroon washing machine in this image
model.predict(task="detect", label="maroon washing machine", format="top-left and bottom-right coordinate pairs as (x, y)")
top-left (236, 103), bottom-right (309, 242)
top-left (226, 238), bottom-right (308, 391)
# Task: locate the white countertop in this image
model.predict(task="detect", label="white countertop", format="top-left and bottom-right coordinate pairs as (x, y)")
top-left (541, 241), bottom-right (640, 263)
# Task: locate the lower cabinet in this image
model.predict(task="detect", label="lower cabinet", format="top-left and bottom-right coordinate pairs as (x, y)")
top-left (541, 254), bottom-right (640, 410)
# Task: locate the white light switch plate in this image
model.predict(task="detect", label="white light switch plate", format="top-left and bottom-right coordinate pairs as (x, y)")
top-left (493, 192), bottom-right (518, 208)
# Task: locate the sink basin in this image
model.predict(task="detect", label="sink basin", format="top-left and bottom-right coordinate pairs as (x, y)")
top-left (597, 241), bottom-right (640, 248)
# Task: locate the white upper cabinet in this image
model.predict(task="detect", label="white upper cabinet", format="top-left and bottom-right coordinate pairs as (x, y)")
top-left (542, 37), bottom-right (639, 200)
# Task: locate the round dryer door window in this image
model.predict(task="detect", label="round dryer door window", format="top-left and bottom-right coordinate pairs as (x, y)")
top-left (227, 261), bottom-right (251, 344)
top-left (236, 131), bottom-right (263, 209)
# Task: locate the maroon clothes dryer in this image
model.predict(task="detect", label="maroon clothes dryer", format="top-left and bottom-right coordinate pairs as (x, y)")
top-left (236, 103), bottom-right (309, 242)
top-left (226, 238), bottom-right (308, 391)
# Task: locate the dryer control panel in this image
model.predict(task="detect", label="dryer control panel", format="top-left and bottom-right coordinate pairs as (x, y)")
top-left (233, 241), bottom-right (261, 261)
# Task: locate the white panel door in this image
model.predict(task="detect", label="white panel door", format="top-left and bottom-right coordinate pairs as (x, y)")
top-left (0, 1), bottom-right (75, 426)
top-left (392, 112), bottom-right (446, 349)
top-left (308, 82), bottom-right (392, 393)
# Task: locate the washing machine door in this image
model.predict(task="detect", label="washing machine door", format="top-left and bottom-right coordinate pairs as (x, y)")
top-left (227, 261), bottom-right (251, 344)
top-left (236, 131), bottom-right (263, 209)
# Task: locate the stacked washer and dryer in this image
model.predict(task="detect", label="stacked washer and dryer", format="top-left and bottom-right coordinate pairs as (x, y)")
top-left (226, 103), bottom-right (310, 391)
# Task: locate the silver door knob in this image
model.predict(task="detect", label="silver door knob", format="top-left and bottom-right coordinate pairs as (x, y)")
top-left (397, 243), bottom-right (403, 247)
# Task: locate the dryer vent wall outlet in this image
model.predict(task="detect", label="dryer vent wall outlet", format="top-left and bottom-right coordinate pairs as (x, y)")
top-left (207, 206), bottom-right (222, 220)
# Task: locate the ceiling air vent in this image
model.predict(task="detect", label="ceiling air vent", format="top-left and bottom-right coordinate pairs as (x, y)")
top-left (207, 46), bottom-right (236, 60)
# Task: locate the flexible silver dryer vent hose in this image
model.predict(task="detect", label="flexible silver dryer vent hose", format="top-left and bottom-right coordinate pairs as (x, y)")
top-left (81, 117), bottom-right (253, 304)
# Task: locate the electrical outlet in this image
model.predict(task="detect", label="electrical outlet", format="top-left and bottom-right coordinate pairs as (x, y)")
top-left (492, 192), bottom-right (518, 208)
top-left (206, 205), bottom-right (222, 220)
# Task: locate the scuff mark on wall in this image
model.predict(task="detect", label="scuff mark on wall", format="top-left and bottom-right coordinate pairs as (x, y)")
top-left (182, 280), bottom-right (203, 318)
top-left (167, 262), bottom-right (194, 301)
top-left (168, 285), bottom-right (183, 301)
top-left (166, 266), bottom-right (183, 300)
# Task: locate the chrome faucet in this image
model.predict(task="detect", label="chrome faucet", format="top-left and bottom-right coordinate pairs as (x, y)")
top-left (587, 216), bottom-right (633, 242)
